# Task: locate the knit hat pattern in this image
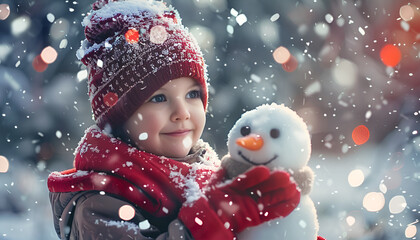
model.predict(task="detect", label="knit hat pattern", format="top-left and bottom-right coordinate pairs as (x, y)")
top-left (77, 0), bottom-right (208, 129)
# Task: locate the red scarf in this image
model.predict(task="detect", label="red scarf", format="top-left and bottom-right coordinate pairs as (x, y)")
top-left (48, 126), bottom-right (220, 220)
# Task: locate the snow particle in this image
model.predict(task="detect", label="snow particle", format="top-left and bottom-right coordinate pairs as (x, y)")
top-left (358, 27), bottom-right (365, 36)
top-left (363, 192), bottom-right (385, 212)
top-left (77, 70), bottom-right (88, 82)
top-left (56, 130), bottom-right (62, 139)
top-left (46, 13), bottom-right (55, 23)
top-left (346, 216), bottom-right (355, 226)
top-left (182, 136), bottom-right (192, 149)
top-left (162, 207), bottom-right (169, 214)
top-left (325, 13), bottom-right (334, 23)
top-left (299, 220), bottom-right (307, 228)
top-left (270, 13), bottom-right (280, 22)
top-left (118, 204), bottom-right (135, 221)
top-left (224, 222), bottom-right (230, 229)
top-left (139, 220), bottom-right (151, 230)
top-left (97, 59), bottom-right (103, 68)
top-left (226, 25), bottom-right (234, 34)
top-left (236, 14), bottom-right (247, 26)
top-left (230, 8), bottom-right (238, 17)
top-left (59, 39), bottom-right (68, 49)
top-left (388, 195), bottom-right (407, 214)
top-left (0, 155), bottom-right (10, 173)
top-left (194, 217), bottom-right (203, 226)
top-left (139, 132), bottom-right (148, 141)
top-left (150, 25), bottom-right (168, 44)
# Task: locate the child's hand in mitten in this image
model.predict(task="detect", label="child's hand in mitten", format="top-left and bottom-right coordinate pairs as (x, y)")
top-left (179, 166), bottom-right (300, 240)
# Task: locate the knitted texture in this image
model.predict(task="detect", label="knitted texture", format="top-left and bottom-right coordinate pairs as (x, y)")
top-left (77, 0), bottom-right (208, 129)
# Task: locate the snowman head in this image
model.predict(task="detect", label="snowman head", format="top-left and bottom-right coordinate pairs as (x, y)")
top-left (227, 103), bottom-right (311, 170)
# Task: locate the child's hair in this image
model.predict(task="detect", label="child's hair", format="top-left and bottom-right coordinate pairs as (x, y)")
top-left (77, 0), bottom-right (209, 130)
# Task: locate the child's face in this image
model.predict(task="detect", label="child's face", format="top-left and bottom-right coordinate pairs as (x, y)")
top-left (124, 77), bottom-right (206, 158)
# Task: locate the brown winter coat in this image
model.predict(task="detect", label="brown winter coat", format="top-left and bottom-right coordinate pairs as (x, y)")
top-left (48, 126), bottom-right (220, 240)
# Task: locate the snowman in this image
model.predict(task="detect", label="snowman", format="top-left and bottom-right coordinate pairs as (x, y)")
top-left (221, 103), bottom-right (319, 240)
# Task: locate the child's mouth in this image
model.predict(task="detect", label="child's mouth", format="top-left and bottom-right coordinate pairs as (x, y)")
top-left (162, 130), bottom-right (192, 137)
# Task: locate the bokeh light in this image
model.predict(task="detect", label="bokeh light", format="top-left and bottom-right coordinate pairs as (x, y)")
top-left (32, 55), bottom-right (48, 72)
top-left (40, 46), bottom-right (58, 64)
top-left (0, 4), bottom-right (10, 20)
top-left (348, 169), bottom-right (365, 187)
top-left (363, 192), bottom-right (385, 212)
top-left (380, 44), bottom-right (401, 67)
top-left (332, 59), bottom-right (358, 88)
top-left (400, 5), bottom-right (414, 22)
top-left (125, 29), bottom-right (139, 44)
top-left (405, 225), bottom-right (417, 238)
top-left (0, 155), bottom-right (9, 173)
top-left (150, 25), bottom-right (168, 44)
top-left (388, 195), bottom-right (407, 214)
top-left (104, 92), bottom-right (119, 107)
top-left (346, 216), bottom-right (355, 226)
top-left (282, 55), bottom-right (298, 72)
top-left (352, 125), bottom-right (370, 145)
top-left (118, 205), bottom-right (135, 221)
top-left (50, 18), bottom-right (70, 40)
top-left (11, 15), bottom-right (31, 36)
top-left (273, 46), bottom-right (291, 64)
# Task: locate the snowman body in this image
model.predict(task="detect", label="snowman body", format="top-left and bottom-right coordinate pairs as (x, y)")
top-left (224, 103), bottom-right (318, 240)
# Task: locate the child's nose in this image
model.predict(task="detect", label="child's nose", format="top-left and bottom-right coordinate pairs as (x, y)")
top-left (171, 100), bottom-right (191, 121)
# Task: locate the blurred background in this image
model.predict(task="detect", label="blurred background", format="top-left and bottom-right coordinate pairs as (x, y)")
top-left (0, 0), bottom-right (419, 239)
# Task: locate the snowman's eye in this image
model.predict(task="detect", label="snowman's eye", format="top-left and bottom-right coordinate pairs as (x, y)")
top-left (240, 126), bottom-right (251, 136)
top-left (270, 128), bottom-right (280, 139)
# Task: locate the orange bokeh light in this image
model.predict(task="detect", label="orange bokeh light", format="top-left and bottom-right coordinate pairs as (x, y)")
top-left (400, 5), bottom-right (415, 21)
top-left (125, 29), bottom-right (139, 44)
top-left (273, 46), bottom-right (291, 64)
top-left (40, 46), bottom-right (58, 64)
top-left (32, 55), bottom-right (48, 72)
top-left (282, 55), bottom-right (298, 72)
top-left (380, 44), bottom-right (401, 67)
top-left (352, 125), bottom-right (370, 145)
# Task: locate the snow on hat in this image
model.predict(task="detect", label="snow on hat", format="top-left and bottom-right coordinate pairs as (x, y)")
top-left (77, 0), bottom-right (208, 129)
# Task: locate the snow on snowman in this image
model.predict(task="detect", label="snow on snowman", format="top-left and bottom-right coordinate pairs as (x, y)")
top-left (221, 103), bottom-right (319, 240)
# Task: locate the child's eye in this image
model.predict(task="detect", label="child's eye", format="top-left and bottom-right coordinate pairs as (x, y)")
top-left (149, 94), bottom-right (167, 103)
top-left (186, 90), bottom-right (201, 99)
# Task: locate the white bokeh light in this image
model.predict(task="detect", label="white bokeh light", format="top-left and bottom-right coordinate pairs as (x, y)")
top-left (119, 205), bottom-right (135, 221)
top-left (348, 169), bottom-right (365, 187)
top-left (150, 25), bottom-right (168, 44)
top-left (405, 225), bottom-right (417, 238)
top-left (346, 216), bottom-right (355, 226)
top-left (388, 195), bottom-right (407, 214)
top-left (0, 155), bottom-right (9, 173)
top-left (139, 132), bottom-right (148, 141)
top-left (11, 15), bottom-right (31, 36)
top-left (363, 192), bottom-right (385, 212)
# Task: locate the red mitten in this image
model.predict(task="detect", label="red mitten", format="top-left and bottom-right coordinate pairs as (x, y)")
top-left (179, 166), bottom-right (300, 240)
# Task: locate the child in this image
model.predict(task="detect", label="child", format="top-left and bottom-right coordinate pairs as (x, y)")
top-left (47, 0), bottom-right (301, 239)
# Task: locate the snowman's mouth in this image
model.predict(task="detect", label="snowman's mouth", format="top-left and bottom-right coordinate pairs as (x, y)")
top-left (238, 151), bottom-right (278, 166)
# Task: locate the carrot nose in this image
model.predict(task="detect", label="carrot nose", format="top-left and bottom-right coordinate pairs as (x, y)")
top-left (236, 134), bottom-right (264, 151)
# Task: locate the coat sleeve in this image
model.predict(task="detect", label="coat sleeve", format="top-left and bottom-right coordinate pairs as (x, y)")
top-left (70, 192), bottom-right (193, 240)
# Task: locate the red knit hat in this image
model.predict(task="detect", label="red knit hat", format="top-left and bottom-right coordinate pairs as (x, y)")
top-left (77, 0), bottom-right (208, 130)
